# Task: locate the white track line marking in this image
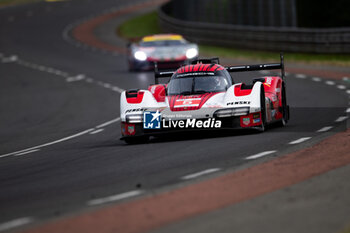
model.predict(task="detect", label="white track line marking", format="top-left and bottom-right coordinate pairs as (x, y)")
top-left (0, 217), bottom-right (33, 232)
top-left (89, 129), bottom-right (104, 135)
top-left (288, 137), bottom-right (312, 145)
top-left (346, 108), bottom-right (350, 113)
top-left (296, 74), bottom-right (306, 79)
top-left (0, 117), bottom-right (121, 159)
top-left (38, 66), bottom-right (46, 71)
top-left (103, 83), bottom-right (111, 88)
top-left (181, 168), bottom-right (221, 180)
top-left (347, 90), bottom-right (350, 95)
top-left (45, 67), bottom-right (54, 72)
top-left (87, 190), bottom-right (143, 206)
top-left (96, 117), bottom-right (120, 128)
top-left (112, 86), bottom-right (124, 93)
top-left (1, 55), bottom-right (125, 158)
top-left (312, 77), bottom-right (321, 82)
top-left (245, 150), bottom-right (277, 160)
top-left (325, 81), bottom-right (335, 85)
top-left (317, 126), bottom-right (333, 132)
top-left (335, 116), bottom-right (348, 122)
top-left (12, 57), bottom-right (124, 93)
top-left (2, 55), bottom-right (18, 63)
top-left (337, 85), bottom-right (346, 90)
top-left (15, 149), bottom-right (40, 156)
top-left (66, 74), bottom-right (85, 82)
top-left (0, 129), bottom-right (93, 158)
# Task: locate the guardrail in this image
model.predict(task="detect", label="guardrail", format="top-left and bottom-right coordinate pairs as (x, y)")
top-left (158, 4), bottom-right (350, 54)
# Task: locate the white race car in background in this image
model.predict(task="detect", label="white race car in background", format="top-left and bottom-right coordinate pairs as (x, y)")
top-left (127, 34), bottom-right (198, 71)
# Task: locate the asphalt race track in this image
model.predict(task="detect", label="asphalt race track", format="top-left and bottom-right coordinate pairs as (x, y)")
top-left (0, 0), bottom-right (349, 232)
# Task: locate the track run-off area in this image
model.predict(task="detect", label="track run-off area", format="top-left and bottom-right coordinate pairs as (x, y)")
top-left (0, 0), bottom-right (349, 232)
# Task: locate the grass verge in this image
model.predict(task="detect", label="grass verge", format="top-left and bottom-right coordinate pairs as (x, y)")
top-left (118, 11), bottom-right (161, 41)
top-left (118, 11), bottom-right (350, 66)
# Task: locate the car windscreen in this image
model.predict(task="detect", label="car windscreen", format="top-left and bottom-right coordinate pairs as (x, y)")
top-left (140, 40), bottom-right (186, 47)
top-left (167, 75), bottom-right (229, 96)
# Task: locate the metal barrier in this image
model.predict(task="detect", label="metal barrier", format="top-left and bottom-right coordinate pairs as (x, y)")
top-left (158, 3), bottom-right (350, 54)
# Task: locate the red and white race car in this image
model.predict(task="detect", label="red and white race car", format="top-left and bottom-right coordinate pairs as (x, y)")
top-left (120, 55), bottom-right (289, 143)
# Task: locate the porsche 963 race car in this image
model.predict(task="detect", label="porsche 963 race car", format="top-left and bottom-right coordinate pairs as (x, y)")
top-left (120, 54), bottom-right (289, 144)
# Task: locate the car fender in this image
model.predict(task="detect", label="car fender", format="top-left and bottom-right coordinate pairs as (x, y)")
top-left (223, 82), bottom-right (262, 112)
top-left (120, 90), bottom-right (162, 121)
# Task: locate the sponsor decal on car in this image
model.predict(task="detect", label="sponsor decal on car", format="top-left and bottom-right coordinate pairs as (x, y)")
top-left (175, 98), bottom-right (201, 108)
top-left (252, 113), bottom-right (261, 124)
top-left (163, 118), bottom-right (221, 129)
top-left (143, 111), bottom-right (161, 129)
top-left (143, 111), bottom-right (221, 129)
top-left (242, 117), bottom-right (250, 126)
top-left (227, 101), bottom-right (251, 105)
top-left (125, 108), bottom-right (145, 113)
top-left (127, 125), bottom-right (135, 135)
top-left (253, 113), bottom-right (260, 119)
top-left (253, 118), bottom-right (261, 124)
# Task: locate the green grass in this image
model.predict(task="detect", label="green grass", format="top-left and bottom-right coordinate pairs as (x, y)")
top-left (118, 11), bottom-right (161, 41)
top-left (118, 11), bottom-right (350, 66)
top-left (0, 0), bottom-right (42, 7)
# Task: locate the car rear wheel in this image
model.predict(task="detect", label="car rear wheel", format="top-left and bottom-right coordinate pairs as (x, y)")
top-left (257, 86), bottom-right (266, 132)
top-left (279, 83), bottom-right (289, 127)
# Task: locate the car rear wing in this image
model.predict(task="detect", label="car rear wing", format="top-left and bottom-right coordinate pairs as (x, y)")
top-left (226, 53), bottom-right (285, 80)
top-left (154, 53), bottom-right (285, 84)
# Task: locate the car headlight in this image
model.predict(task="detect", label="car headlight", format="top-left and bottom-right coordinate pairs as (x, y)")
top-left (214, 107), bottom-right (250, 118)
top-left (214, 109), bottom-right (234, 118)
top-left (186, 48), bottom-right (198, 59)
top-left (126, 114), bottom-right (143, 123)
top-left (134, 51), bottom-right (147, 61)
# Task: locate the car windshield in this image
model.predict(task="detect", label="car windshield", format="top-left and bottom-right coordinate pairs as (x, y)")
top-left (140, 40), bottom-right (186, 47)
top-left (167, 75), bottom-right (229, 96)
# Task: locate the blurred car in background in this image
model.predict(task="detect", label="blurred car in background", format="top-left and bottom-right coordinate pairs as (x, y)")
top-left (127, 34), bottom-right (198, 71)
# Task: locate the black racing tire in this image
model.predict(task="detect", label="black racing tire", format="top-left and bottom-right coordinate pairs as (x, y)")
top-left (257, 85), bottom-right (266, 132)
top-left (124, 136), bottom-right (149, 144)
top-left (279, 83), bottom-right (289, 127)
